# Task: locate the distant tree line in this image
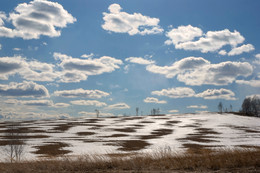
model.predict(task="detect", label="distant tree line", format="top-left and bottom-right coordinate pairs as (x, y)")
top-left (218, 102), bottom-right (233, 114)
top-left (240, 95), bottom-right (260, 117)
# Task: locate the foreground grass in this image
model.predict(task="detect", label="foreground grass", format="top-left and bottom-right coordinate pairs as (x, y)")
top-left (0, 149), bottom-right (260, 172)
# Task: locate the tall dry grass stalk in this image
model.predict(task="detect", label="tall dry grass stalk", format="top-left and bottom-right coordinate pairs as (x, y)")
top-left (0, 148), bottom-right (259, 172)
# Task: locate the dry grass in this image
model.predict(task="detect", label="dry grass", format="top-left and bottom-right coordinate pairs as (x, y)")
top-left (0, 149), bottom-right (259, 172)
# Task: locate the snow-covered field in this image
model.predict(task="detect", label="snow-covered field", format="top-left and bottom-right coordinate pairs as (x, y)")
top-left (0, 113), bottom-right (260, 161)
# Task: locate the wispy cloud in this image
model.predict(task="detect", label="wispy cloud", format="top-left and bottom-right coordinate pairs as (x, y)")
top-left (54, 88), bottom-right (109, 99)
top-left (70, 100), bottom-right (107, 107)
top-left (105, 102), bottom-right (130, 110)
top-left (187, 105), bottom-right (208, 109)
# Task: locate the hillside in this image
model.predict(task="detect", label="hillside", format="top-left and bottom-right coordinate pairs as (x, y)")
top-left (0, 113), bottom-right (260, 161)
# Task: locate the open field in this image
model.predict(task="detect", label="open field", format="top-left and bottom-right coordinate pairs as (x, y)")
top-left (0, 112), bottom-right (260, 172)
top-left (0, 113), bottom-right (260, 160)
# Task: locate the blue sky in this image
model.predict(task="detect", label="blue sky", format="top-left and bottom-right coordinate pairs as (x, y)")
top-left (0, 0), bottom-right (259, 120)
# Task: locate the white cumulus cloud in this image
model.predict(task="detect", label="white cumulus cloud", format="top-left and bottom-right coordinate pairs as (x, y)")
top-left (54, 52), bottom-right (123, 83)
top-left (228, 44), bottom-right (254, 56)
top-left (165, 25), bottom-right (203, 45)
top-left (102, 4), bottom-right (163, 35)
top-left (147, 57), bottom-right (253, 86)
top-left (0, 0), bottom-right (76, 39)
top-left (0, 81), bottom-right (49, 98)
top-left (196, 88), bottom-right (236, 100)
top-left (143, 97), bottom-right (167, 104)
top-left (152, 87), bottom-right (196, 98)
top-left (165, 25), bottom-right (248, 54)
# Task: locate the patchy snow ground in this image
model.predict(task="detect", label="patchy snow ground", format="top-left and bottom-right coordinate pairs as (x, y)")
top-left (0, 113), bottom-right (260, 161)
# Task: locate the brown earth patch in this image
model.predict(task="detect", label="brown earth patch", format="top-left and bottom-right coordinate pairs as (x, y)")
top-left (178, 134), bottom-right (217, 143)
top-left (139, 129), bottom-right (173, 140)
top-left (0, 140), bottom-right (24, 146)
top-left (33, 142), bottom-right (71, 157)
top-left (139, 120), bottom-right (154, 124)
top-left (225, 125), bottom-right (260, 134)
top-left (152, 117), bottom-right (170, 120)
top-left (1, 134), bottom-right (49, 140)
top-left (121, 117), bottom-right (144, 121)
top-left (104, 134), bottom-right (129, 138)
top-left (116, 140), bottom-right (150, 151)
top-left (83, 139), bottom-right (102, 143)
top-left (76, 132), bottom-right (95, 136)
top-left (180, 124), bottom-right (200, 128)
top-left (131, 124), bottom-right (145, 127)
top-left (167, 120), bottom-right (182, 124)
top-left (148, 114), bottom-right (166, 117)
top-left (164, 120), bottom-right (182, 126)
top-left (0, 127), bottom-right (46, 134)
top-left (85, 119), bottom-right (101, 123)
top-left (196, 128), bottom-right (221, 135)
top-left (113, 127), bottom-right (136, 133)
top-left (51, 123), bottom-right (74, 132)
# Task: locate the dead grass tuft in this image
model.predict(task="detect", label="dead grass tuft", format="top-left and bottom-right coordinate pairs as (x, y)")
top-left (0, 148), bottom-right (260, 172)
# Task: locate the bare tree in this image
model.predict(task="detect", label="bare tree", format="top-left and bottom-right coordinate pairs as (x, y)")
top-left (230, 104), bottom-right (233, 112)
top-left (218, 102), bottom-right (223, 114)
top-left (95, 109), bottom-right (100, 118)
top-left (157, 108), bottom-right (160, 115)
top-left (136, 107), bottom-right (139, 116)
top-left (3, 122), bottom-right (25, 162)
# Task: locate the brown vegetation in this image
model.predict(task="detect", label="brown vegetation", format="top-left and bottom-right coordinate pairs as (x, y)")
top-left (0, 149), bottom-right (259, 172)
